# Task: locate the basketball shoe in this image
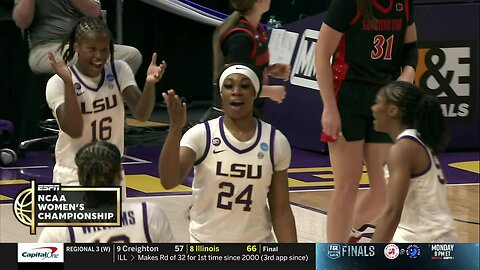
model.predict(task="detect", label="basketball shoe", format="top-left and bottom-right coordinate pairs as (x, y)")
top-left (348, 224), bottom-right (376, 243)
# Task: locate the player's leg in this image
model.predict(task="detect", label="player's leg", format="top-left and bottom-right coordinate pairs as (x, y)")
top-left (28, 43), bottom-right (62, 74)
top-left (348, 142), bottom-right (389, 242)
top-left (326, 138), bottom-right (364, 242)
top-left (326, 81), bottom-right (367, 242)
top-left (354, 142), bottom-right (390, 225)
top-left (350, 83), bottom-right (392, 242)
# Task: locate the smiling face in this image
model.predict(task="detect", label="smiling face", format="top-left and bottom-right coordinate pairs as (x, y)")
top-left (74, 31), bottom-right (110, 77)
top-left (221, 73), bottom-right (257, 119)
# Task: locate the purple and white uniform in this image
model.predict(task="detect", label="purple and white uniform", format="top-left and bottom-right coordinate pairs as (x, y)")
top-left (390, 129), bottom-right (458, 243)
top-left (181, 116), bottom-right (291, 243)
top-left (46, 60), bottom-right (136, 185)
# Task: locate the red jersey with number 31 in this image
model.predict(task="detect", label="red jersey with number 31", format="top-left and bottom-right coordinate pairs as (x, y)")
top-left (324, 0), bottom-right (414, 84)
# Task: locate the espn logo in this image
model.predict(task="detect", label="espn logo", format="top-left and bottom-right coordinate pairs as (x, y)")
top-left (38, 184), bottom-right (60, 192)
top-left (415, 42), bottom-right (477, 120)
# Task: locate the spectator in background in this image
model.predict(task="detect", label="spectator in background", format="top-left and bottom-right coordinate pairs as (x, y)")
top-left (12, 0), bottom-right (142, 74)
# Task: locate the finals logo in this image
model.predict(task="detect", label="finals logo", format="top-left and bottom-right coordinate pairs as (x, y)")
top-left (327, 244), bottom-right (341, 260)
top-left (326, 244), bottom-right (375, 260)
top-left (13, 180), bottom-right (121, 234)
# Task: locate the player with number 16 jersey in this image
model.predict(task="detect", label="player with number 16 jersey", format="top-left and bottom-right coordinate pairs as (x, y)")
top-left (46, 17), bottom-right (166, 187)
top-left (47, 60), bottom-right (133, 185)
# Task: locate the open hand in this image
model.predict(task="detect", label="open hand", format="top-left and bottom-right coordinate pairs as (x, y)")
top-left (146, 53), bottom-right (167, 83)
top-left (162, 89), bottom-right (187, 129)
top-left (268, 63), bottom-right (291, 81)
top-left (262, 85), bottom-right (286, 104)
top-left (48, 52), bottom-right (72, 82)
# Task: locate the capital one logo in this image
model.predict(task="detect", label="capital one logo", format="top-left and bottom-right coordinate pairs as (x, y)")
top-left (17, 243), bottom-right (64, 263)
top-left (416, 42), bottom-right (477, 120)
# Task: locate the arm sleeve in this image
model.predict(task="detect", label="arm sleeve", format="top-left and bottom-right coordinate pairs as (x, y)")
top-left (400, 41), bottom-right (418, 69)
top-left (147, 203), bottom-right (175, 243)
top-left (180, 123), bottom-right (207, 161)
top-left (222, 32), bottom-right (255, 65)
top-left (114, 60), bottom-right (137, 92)
top-left (45, 75), bottom-right (66, 118)
top-left (273, 130), bottom-right (291, 171)
top-left (323, 0), bottom-right (357, 33)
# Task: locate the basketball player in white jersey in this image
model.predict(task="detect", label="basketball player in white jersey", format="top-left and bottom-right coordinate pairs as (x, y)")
top-left (38, 141), bottom-right (175, 243)
top-left (370, 81), bottom-right (458, 242)
top-left (46, 17), bottom-right (166, 186)
top-left (159, 64), bottom-right (297, 243)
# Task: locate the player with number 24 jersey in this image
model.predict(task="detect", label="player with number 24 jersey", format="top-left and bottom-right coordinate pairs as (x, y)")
top-left (181, 116), bottom-right (291, 242)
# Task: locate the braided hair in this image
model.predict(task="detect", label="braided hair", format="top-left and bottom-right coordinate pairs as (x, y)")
top-left (75, 141), bottom-right (122, 187)
top-left (380, 81), bottom-right (449, 154)
top-left (59, 16), bottom-right (115, 63)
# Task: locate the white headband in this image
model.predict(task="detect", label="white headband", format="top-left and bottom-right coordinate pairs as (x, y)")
top-left (218, 65), bottom-right (260, 97)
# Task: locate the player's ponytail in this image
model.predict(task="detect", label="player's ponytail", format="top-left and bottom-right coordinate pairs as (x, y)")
top-left (414, 94), bottom-right (449, 154)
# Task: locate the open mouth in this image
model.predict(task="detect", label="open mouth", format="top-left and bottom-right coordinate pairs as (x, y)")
top-left (230, 100), bottom-right (245, 108)
top-left (91, 61), bottom-right (104, 70)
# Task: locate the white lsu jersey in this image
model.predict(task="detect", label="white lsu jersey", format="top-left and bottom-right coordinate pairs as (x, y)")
top-left (46, 60), bottom-right (137, 185)
top-left (180, 116), bottom-right (291, 243)
top-left (38, 202), bottom-right (175, 243)
top-left (391, 129), bottom-right (458, 243)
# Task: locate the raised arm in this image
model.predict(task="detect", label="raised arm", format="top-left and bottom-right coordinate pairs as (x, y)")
top-left (123, 53), bottom-right (167, 121)
top-left (158, 90), bottom-right (196, 189)
top-left (47, 52), bottom-right (83, 138)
